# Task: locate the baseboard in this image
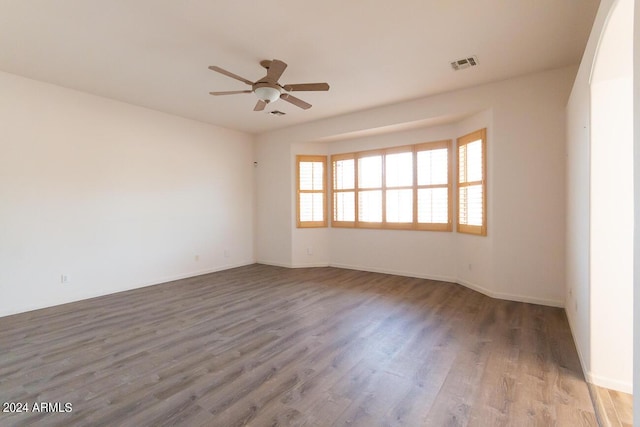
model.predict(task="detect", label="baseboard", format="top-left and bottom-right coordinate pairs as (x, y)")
top-left (566, 308), bottom-right (633, 395)
top-left (291, 262), bottom-right (331, 268)
top-left (584, 371), bottom-right (633, 394)
top-left (147, 261), bottom-right (255, 286)
top-left (256, 260), bottom-right (294, 268)
top-left (257, 260), bottom-right (330, 269)
top-left (565, 307), bottom-right (591, 385)
top-left (328, 262), bottom-right (456, 283)
top-left (3, 261), bottom-right (565, 318)
top-left (0, 261), bottom-right (256, 319)
top-left (329, 263), bottom-right (563, 308)
top-left (565, 307), bottom-right (633, 395)
top-left (456, 278), bottom-right (564, 308)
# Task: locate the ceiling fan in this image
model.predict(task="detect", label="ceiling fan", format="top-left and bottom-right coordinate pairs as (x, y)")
top-left (209, 59), bottom-right (330, 111)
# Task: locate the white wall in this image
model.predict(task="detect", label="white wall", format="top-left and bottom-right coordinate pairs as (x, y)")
top-left (254, 139), bottom-right (292, 267)
top-left (590, 0), bottom-right (634, 390)
top-left (455, 111), bottom-right (494, 293)
top-left (566, 0), bottom-right (634, 394)
top-left (566, 36), bottom-right (594, 379)
top-left (290, 142), bottom-right (330, 267)
top-left (0, 71), bottom-right (255, 317)
top-left (327, 123), bottom-right (460, 281)
top-left (256, 66), bottom-right (575, 307)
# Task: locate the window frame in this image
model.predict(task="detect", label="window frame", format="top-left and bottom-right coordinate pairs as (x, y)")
top-left (296, 155), bottom-right (328, 228)
top-left (331, 152), bottom-right (357, 228)
top-left (456, 128), bottom-right (487, 236)
top-left (330, 140), bottom-right (452, 231)
top-left (415, 140), bottom-right (453, 231)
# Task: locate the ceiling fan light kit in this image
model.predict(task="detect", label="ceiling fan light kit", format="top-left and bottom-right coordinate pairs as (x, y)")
top-left (254, 85), bottom-right (281, 103)
top-left (208, 59), bottom-right (330, 111)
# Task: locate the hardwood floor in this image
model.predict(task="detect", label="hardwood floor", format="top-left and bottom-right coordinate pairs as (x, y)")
top-left (0, 264), bottom-right (597, 426)
top-left (589, 384), bottom-right (633, 427)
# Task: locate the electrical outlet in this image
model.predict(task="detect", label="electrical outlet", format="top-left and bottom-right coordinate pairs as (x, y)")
top-left (194, 254), bottom-right (200, 262)
top-left (61, 274), bottom-right (69, 284)
top-left (224, 249), bottom-right (230, 258)
top-left (307, 247), bottom-right (313, 255)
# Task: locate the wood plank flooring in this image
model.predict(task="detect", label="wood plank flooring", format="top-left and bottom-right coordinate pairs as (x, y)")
top-left (589, 384), bottom-right (633, 427)
top-left (0, 264), bottom-right (597, 426)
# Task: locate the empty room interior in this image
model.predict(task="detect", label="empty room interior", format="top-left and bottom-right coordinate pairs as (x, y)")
top-left (0, 0), bottom-right (638, 426)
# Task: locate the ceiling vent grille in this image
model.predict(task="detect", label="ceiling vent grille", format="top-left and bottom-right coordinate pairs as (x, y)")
top-left (451, 55), bottom-right (478, 71)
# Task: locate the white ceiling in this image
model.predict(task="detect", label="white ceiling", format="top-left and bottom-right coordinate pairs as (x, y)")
top-left (0, 1), bottom-right (599, 134)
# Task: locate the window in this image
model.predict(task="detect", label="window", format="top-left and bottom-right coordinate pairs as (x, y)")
top-left (457, 129), bottom-right (487, 236)
top-left (296, 155), bottom-right (327, 228)
top-left (332, 154), bottom-right (356, 226)
top-left (415, 141), bottom-right (451, 230)
top-left (331, 141), bottom-right (452, 231)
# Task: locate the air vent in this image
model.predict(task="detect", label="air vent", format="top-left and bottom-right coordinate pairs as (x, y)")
top-left (269, 110), bottom-right (286, 116)
top-left (451, 55), bottom-right (478, 71)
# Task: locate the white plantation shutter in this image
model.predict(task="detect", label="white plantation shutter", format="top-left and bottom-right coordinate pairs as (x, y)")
top-left (299, 193), bottom-right (324, 222)
top-left (457, 129), bottom-right (487, 235)
top-left (416, 143), bottom-right (451, 229)
top-left (296, 155), bottom-right (327, 228)
top-left (333, 157), bottom-right (355, 189)
top-left (358, 190), bottom-right (383, 222)
top-left (386, 152), bottom-right (413, 187)
top-left (459, 185), bottom-right (483, 226)
top-left (385, 150), bottom-right (413, 224)
top-left (386, 189), bottom-right (413, 223)
top-left (417, 148), bottom-right (448, 185)
top-left (357, 153), bottom-right (383, 223)
top-left (332, 156), bottom-right (356, 225)
top-left (299, 162), bottom-right (324, 192)
top-left (417, 187), bottom-right (449, 223)
top-left (333, 191), bottom-right (355, 222)
top-left (358, 155), bottom-right (382, 188)
top-left (464, 140), bottom-right (483, 182)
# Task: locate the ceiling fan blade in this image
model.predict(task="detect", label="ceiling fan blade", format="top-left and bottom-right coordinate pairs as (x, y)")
top-left (280, 93), bottom-right (311, 110)
top-left (283, 83), bottom-right (330, 92)
top-left (254, 99), bottom-right (267, 111)
top-left (209, 90), bottom-right (253, 96)
top-left (266, 59), bottom-right (287, 82)
top-left (208, 66), bottom-right (253, 86)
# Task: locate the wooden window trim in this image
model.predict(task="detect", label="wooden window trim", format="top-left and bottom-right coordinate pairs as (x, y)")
top-left (330, 140), bottom-right (452, 231)
top-left (296, 155), bottom-right (327, 228)
top-left (456, 129), bottom-right (487, 236)
top-left (331, 153), bottom-right (356, 228)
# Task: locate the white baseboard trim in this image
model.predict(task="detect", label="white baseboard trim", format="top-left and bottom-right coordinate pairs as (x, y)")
top-left (565, 306), bottom-right (633, 395)
top-left (455, 278), bottom-right (564, 308)
top-left (565, 308), bottom-right (591, 388)
top-left (146, 260), bottom-right (256, 286)
top-left (329, 263), bottom-right (563, 308)
top-left (0, 261), bottom-right (256, 318)
top-left (256, 260), bottom-right (294, 268)
top-left (585, 371), bottom-right (633, 394)
top-left (328, 262), bottom-right (456, 283)
top-left (257, 260), bottom-right (331, 269)
top-left (291, 262), bottom-right (331, 268)
top-left (566, 308), bottom-right (632, 394)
